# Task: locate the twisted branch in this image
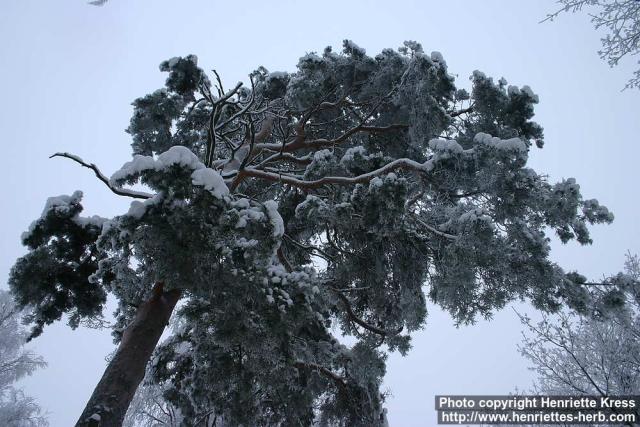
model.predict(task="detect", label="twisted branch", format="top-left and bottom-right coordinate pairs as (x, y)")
top-left (50, 152), bottom-right (152, 199)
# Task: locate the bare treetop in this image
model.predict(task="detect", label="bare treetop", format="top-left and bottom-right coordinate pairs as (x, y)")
top-left (544, 0), bottom-right (640, 89)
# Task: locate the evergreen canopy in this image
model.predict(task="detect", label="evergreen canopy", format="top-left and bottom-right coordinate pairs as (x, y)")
top-left (9, 40), bottom-right (613, 425)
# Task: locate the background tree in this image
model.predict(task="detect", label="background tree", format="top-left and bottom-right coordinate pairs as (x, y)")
top-left (123, 348), bottom-right (225, 426)
top-left (123, 374), bottom-right (186, 427)
top-left (544, 0), bottom-right (640, 89)
top-left (519, 254), bottom-right (640, 406)
top-left (9, 41), bottom-right (615, 426)
top-left (0, 290), bottom-right (47, 427)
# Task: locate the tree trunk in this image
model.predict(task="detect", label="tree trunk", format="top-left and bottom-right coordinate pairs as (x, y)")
top-left (76, 283), bottom-right (181, 427)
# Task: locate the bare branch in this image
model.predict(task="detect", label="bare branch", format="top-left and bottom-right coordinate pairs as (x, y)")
top-left (448, 106), bottom-right (474, 118)
top-left (50, 152), bottom-right (153, 199)
top-left (331, 287), bottom-right (402, 338)
top-left (283, 234), bottom-right (335, 262)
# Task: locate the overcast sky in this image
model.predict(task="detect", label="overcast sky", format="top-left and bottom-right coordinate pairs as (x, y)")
top-left (1, 1), bottom-right (638, 426)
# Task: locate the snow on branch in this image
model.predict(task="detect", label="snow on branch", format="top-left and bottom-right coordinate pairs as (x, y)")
top-left (412, 216), bottom-right (458, 241)
top-left (293, 361), bottom-right (347, 388)
top-left (243, 157), bottom-right (433, 190)
top-left (255, 123), bottom-right (409, 153)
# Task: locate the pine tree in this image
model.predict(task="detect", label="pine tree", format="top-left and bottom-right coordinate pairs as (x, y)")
top-left (9, 41), bottom-right (614, 426)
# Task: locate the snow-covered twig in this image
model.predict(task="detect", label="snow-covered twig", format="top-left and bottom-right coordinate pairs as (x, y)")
top-left (412, 216), bottom-right (458, 241)
top-left (294, 361), bottom-right (347, 387)
top-left (242, 157), bottom-right (432, 190)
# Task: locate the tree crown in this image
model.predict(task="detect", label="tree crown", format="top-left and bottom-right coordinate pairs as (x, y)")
top-left (9, 40), bottom-right (614, 425)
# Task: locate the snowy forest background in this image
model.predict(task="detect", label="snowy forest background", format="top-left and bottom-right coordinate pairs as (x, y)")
top-left (0, 1), bottom-right (639, 426)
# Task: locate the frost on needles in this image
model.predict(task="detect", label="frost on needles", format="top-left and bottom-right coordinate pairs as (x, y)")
top-left (8, 40), bottom-right (617, 426)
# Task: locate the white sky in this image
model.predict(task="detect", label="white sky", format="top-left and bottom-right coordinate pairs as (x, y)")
top-left (0, 1), bottom-right (638, 426)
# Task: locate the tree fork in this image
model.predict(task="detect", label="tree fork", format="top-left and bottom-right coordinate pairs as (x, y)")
top-left (76, 282), bottom-right (181, 427)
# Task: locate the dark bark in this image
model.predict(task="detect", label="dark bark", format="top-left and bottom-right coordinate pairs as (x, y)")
top-left (76, 283), bottom-right (181, 427)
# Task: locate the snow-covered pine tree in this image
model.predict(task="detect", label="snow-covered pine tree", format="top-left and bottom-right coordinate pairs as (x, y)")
top-left (9, 40), bottom-right (614, 426)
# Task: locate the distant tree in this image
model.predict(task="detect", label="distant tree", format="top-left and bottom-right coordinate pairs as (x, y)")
top-left (124, 336), bottom-right (226, 427)
top-left (124, 373), bottom-right (226, 427)
top-left (9, 41), bottom-right (615, 426)
top-left (518, 253), bottom-right (640, 421)
top-left (543, 0), bottom-right (640, 89)
top-left (0, 290), bottom-right (47, 427)
top-left (123, 375), bottom-right (183, 427)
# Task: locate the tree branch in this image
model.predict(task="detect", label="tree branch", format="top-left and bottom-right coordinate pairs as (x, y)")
top-left (283, 234), bottom-right (335, 262)
top-left (448, 106), bottom-right (474, 118)
top-left (412, 216), bottom-right (458, 241)
top-left (293, 361), bottom-right (347, 388)
top-left (50, 152), bottom-right (153, 199)
top-left (331, 287), bottom-right (402, 338)
top-left (254, 123), bottom-right (408, 153)
top-left (242, 157), bottom-right (432, 190)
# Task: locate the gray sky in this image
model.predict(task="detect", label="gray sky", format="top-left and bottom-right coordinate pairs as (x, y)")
top-left (1, 1), bottom-right (638, 426)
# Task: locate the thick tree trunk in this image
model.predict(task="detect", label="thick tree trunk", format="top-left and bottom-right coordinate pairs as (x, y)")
top-left (76, 283), bottom-right (181, 427)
